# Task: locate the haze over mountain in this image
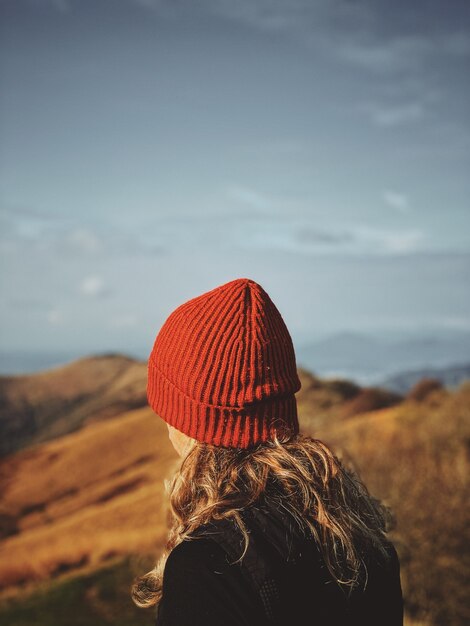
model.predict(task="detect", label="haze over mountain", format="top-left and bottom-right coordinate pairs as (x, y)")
top-left (382, 362), bottom-right (470, 394)
top-left (2, 328), bottom-right (470, 385)
top-left (295, 330), bottom-right (470, 383)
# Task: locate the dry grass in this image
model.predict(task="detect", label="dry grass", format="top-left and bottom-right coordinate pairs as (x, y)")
top-left (311, 382), bottom-right (470, 626)
top-left (0, 406), bottom-right (178, 593)
top-left (1, 364), bottom-right (469, 626)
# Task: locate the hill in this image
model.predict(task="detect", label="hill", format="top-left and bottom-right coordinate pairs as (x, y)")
top-left (308, 381), bottom-right (470, 626)
top-left (0, 355), bottom-right (469, 625)
top-left (0, 353), bottom-right (148, 458)
top-left (0, 405), bottom-right (177, 592)
top-left (296, 366), bottom-right (402, 430)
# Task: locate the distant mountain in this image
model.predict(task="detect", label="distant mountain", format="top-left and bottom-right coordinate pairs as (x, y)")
top-left (379, 362), bottom-right (470, 395)
top-left (0, 353), bottom-right (147, 458)
top-left (4, 330), bottom-right (470, 383)
top-left (0, 350), bottom-right (81, 375)
top-left (296, 331), bottom-right (470, 384)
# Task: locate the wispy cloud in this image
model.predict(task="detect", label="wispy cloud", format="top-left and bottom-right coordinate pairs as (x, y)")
top-left (234, 219), bottom-right (426, 256)
top-left (0, 205), bottom-right (63, 221)
top-left (0, 206), bottom-right (168, 259)
top-left (334, 35), bottom-right (433, 74)
top-left (124, 0), bottom-right (470, 65)
top-left (383, 190), bottom-right (410, 213)
top-left (36, 0), bottom-right (72, 14)
top-left (0, 205), bottom-right (70, 248)
top-left (355, 85), bottom-right (442, 127)
top-left (355, 226), bottom-right (425, 254)
top-left (7, 297), bottom-right (49, 311)
top-left (137, 210), bottom-right (431, 256)
top-left (109, 314), bottom-right (139, 329)
top-left (131, 0), bottom-right (162, 12)
top-left (196, 2), bottom-right (470, 67)
top-left (51, 0), bottom-right (71, 14)
top-left (295, 227), bottom-right (354, 246)
top-left (46, 309), bottom-right (64, 325)
top-left (372, 102), bottom-right (425, 127)
top-left (204, 0), bottom-right (304, 32)
top-left (437, 316), bottom-right (470, 331)
top-left (65, 228), bottom-right (102, 254)
top-left (78, 275), bottom-right (111, 298)
top-left (227, 185), bottom-right (272, 212)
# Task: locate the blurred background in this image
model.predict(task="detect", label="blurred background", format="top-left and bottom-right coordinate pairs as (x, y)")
top-left (0, 1), bottom-right (469, 625)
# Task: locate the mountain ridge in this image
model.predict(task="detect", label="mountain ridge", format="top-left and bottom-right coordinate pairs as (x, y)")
top-left (0, 354), bottom-right (148, 458)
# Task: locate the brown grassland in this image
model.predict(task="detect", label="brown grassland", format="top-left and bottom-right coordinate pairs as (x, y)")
top-left (0, 358), bottom-right (468, 626)
top-left (0, 406), bottom-right (178, 593)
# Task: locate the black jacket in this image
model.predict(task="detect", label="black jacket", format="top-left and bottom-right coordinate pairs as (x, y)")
top-left (155, 500), bottom-right (404, 626)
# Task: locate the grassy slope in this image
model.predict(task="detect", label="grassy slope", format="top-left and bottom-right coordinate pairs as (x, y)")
top-left (0, 359), bottom-right (468, 626)
top-left (0, 354), bottom-right (148, 457)
top-left (0, 406), bottom-right (178, 590)
top-left (0, 556), bottom-right (157, 626)
top-left (310, 382), bottom-right (470, 626)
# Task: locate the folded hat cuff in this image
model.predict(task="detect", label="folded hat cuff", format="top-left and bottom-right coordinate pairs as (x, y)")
top-left (147, 359), bottom-right (299, 449)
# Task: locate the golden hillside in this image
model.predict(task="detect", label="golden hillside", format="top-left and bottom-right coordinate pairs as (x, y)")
top-left (0, 359), bottom-right (402, 596)
top-left (0, 355), bottom-right (468, 626)
top-left (0, 405), bottom-right (178, 594)
top-left (312, 382), bottom-right (470, 626)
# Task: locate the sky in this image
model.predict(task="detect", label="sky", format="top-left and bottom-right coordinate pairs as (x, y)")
top-left (0, 0), bottom-right (469, 363)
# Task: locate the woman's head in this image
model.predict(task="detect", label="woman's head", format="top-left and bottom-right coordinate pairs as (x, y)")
top-left (147, 277), bottom-right (301, 449)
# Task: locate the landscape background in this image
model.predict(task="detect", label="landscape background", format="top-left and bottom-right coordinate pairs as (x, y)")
top-left (1, 1), bottom-right (469, 625)
top-left (0, 354), bottom-right (469, 626)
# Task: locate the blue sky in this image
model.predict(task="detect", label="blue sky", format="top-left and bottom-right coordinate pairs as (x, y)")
top-left (0, 0), bottom-right (469, 359)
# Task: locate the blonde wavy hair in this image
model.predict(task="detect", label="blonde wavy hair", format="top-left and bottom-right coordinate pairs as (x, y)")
top-left (131, 432), bottom-right (395, 609)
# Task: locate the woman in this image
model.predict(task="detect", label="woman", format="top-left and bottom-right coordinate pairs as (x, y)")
top-left (132, 277), bottom-right (404, 625)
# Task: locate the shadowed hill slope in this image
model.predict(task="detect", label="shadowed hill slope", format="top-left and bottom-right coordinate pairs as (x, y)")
top-left (0, 354), bottom-right (148, 458)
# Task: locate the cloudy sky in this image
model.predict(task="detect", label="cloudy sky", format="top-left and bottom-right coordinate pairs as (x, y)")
top-left (1, 0), bottom-right (469, 363)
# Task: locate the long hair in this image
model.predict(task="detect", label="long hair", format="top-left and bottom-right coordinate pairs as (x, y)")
top-left (131, 432), bottom-right (395, 608)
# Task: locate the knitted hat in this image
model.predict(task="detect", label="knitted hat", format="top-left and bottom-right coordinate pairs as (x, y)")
top-left (147, 277), bottom-right (301, 449)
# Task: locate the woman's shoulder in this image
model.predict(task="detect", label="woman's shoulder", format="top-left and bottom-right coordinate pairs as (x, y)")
top-left (165, 535), bottom-right (230, 571)
top-left (163, 532), bottom-right (256, 590)
top-left (158, 535), bottom-right (267, 626)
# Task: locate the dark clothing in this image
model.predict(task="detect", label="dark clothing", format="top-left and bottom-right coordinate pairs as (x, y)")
top-left (155, 501), bottom-right (404, 626)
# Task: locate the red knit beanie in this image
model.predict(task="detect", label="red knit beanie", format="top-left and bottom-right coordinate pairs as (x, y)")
top-left (147, 277), bottom-right (301, 449)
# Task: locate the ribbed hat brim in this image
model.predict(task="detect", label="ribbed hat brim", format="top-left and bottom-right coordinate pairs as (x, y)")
top-left (147, 358), bottom-right (299, 449)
